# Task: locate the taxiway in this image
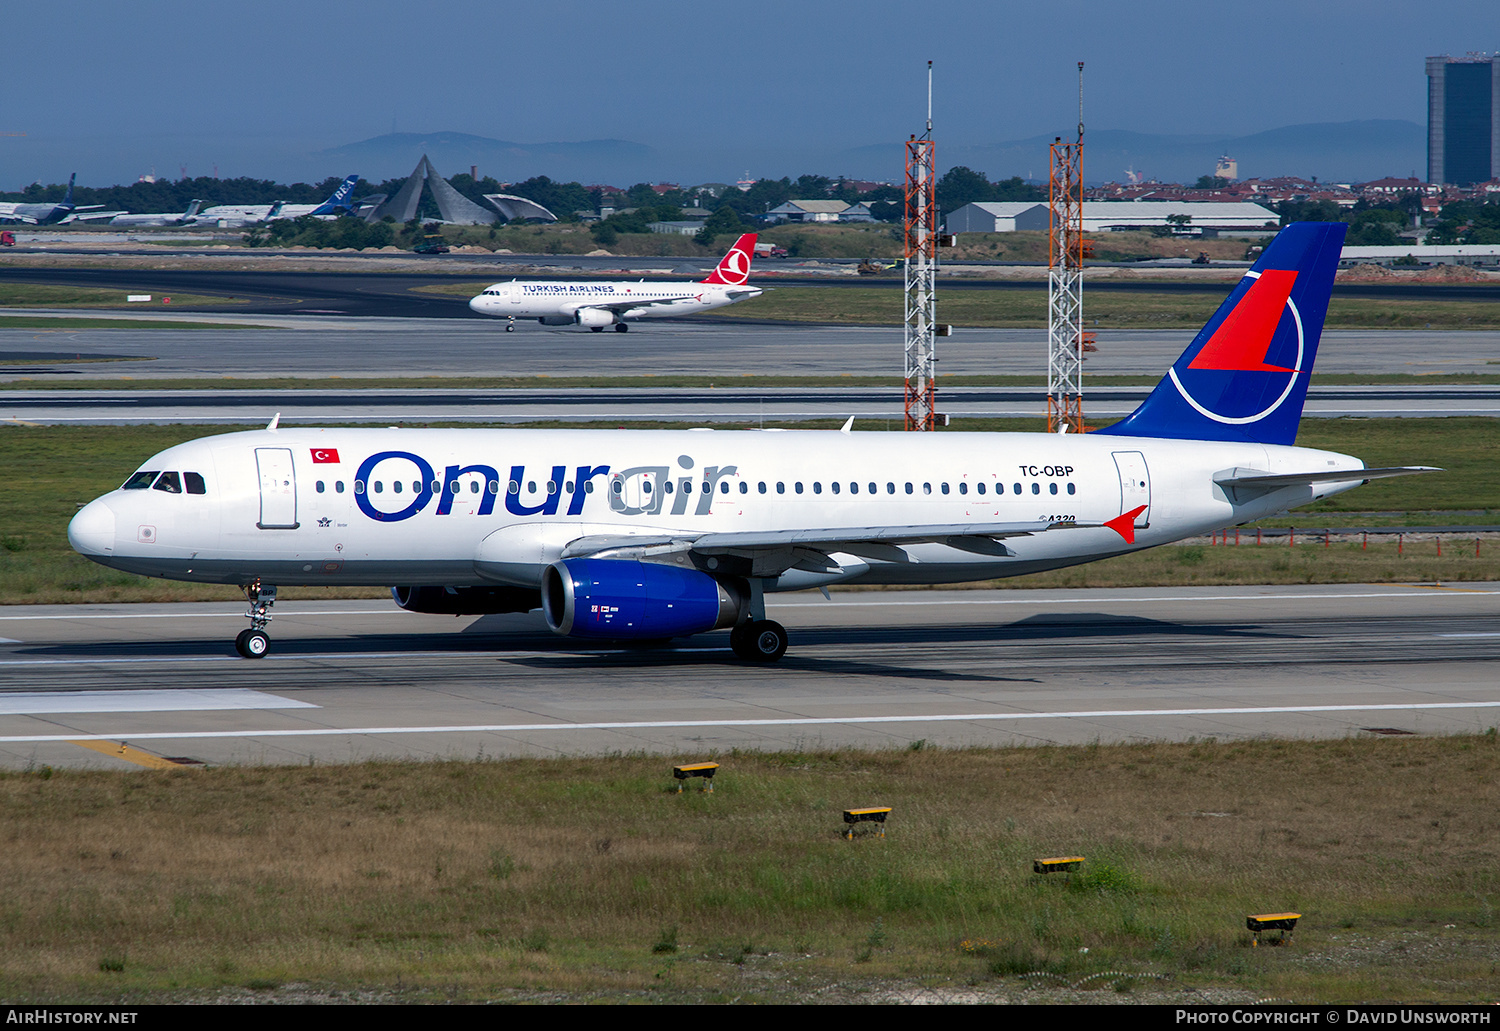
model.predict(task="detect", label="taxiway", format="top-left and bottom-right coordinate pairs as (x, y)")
top-left (1, 584), bottom-right (1496, 770)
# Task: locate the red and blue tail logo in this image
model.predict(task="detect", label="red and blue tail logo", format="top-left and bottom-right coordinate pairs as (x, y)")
top-left (1099, 221), bottom-right (1346, 446)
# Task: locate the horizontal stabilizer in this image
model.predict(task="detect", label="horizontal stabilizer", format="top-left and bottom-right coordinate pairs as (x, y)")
top-left (1216, 466), bottom-right (1440, 490)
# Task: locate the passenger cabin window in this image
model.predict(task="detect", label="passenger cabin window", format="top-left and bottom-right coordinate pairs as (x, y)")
top-left (123, 471), bottom-right (159, 490)
top-left (152, 471), bottom-right (182, 493)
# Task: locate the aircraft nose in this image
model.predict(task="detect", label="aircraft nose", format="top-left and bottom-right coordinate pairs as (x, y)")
top-left (468, 295), bottom-right (485, 313)
top-left (68, 498), bottom-right (116, 556)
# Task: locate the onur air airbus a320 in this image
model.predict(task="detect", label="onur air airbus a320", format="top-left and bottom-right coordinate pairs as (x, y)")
top-left (467, 232), bottom-right (762, 332)
top-left (70, 222), bottom-right (1434, 662)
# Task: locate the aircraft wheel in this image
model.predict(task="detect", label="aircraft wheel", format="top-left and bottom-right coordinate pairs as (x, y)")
top-left (505, 324), bottom-right (515, 333)
top-left (615, 323), bottom-right (629, 333)
top-left (590, 326), bottom-right (604, 333)
top-left (235, 628), bottom-right (270, 659)
top-left (746, 620), bottom-right (788, 663)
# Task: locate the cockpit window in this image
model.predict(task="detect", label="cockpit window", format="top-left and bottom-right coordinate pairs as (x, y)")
top-left (123, 471), bottom-right (159, 490)
top-left (184, 472), bottom-right (206, 495)
top-left (152, 471), bottom-right (182, 493)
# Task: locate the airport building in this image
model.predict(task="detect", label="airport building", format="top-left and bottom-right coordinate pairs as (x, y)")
top-left (1427, 53), bottom-right (1500, 186)
top-left (945, 202), bottom-right (1049, 233)
top-left (946, 200), bottom-right (1277, 236)
top-left (764, 200), bottom-right (874, 223)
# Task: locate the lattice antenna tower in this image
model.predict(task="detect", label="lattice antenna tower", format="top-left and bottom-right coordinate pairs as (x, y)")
top-left (1047, 61), bottom-right (1089, 434)
top-left (903, 61), bottom-right (939, 431)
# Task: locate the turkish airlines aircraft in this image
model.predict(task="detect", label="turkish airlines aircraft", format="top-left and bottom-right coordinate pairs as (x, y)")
top-left (70, 223), bottom-right (1433, 662)
top-left (467, 232), bottom-right (762, 332)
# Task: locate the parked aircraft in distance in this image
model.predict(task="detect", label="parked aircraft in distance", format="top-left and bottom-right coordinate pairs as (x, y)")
top-left (192, 175), bottom-right (361, 227)
top-left (467, 232), bottom-right (762, 332)
top-left (0, 174), bottom-right (124, 224)
top-left (108, 200), bottom-right (204, 227)
top-left (69, 223), bottom-right (1436, 662)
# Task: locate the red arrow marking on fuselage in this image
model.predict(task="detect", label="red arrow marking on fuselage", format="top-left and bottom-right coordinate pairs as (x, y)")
top-left (1104, 505), bottom-right (1149, 543)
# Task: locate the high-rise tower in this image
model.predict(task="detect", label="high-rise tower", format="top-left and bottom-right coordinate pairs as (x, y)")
top-left (1427, 53), bottom-right (1500, 187)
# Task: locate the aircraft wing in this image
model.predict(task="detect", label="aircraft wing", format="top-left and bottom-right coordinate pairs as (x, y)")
top-left (572, 296), bottom-right (700, 315)
top-left (1216, 466), bottom-right (1439, 491)
top-left (559, 517), bottom-right (1110, 574)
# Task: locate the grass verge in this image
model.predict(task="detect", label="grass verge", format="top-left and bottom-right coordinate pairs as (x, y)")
top-left (717, 287), bottom-right (1500, 330)
top-left (0, 285), bottom-right (241, 309)
top-left (417, 281), bottom-right (1500, 329)
top-left (2, 738), bottom-right (1496, 1002)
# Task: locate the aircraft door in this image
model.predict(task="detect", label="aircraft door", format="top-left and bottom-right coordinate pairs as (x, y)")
top-left (1112, 451), bottom-right (1150, 528)
top-left (255, 447), bottom-right (299, 529)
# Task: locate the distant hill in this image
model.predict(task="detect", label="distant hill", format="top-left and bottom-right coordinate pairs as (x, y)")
top-left (838, 120), bottom-right (1425, 186)
top-left (319, 132), bottom-right (657, 185)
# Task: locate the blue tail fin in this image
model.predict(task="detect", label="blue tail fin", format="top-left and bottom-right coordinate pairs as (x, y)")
top-left (310, 174), bottom-right (360, 216)
top-left (63, 173), bottom-right (76, 206)
top-left (1097, 221), bottom-right (1346, 446)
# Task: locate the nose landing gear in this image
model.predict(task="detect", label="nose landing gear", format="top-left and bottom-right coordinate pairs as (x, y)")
top-left (235, 581), bottom-right (276, 658)
top-left (505, 317), bottom-right (515, 333)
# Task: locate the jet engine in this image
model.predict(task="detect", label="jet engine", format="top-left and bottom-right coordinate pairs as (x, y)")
top-left (541, 559), bottom-right (746, 640)
top-left (390, 585), bottom-right (540, 615)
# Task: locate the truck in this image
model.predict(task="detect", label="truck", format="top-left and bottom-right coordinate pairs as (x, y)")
top-left (0, 231), bottom-right (14, 246)
top-left (753, 242), bottom-right (788, 259)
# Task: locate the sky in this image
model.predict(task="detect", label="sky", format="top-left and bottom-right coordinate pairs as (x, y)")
top-left (2, 0), bottom-right (1497, 188)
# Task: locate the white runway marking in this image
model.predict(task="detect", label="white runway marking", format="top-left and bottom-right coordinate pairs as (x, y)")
top-left (0, 689), bottom-right (316, 715)
top-left (0, 701), bottom-right (1493, 743)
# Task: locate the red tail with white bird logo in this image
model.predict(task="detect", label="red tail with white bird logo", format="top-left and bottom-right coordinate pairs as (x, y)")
top-left (700, 232), bottom-right (757, 285)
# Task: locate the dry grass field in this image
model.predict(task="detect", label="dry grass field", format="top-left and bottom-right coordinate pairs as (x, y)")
top-left (1, 738), bottom-right (1495, 1002)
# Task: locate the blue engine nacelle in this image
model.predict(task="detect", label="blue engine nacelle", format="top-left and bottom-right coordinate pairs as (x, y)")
top-left (541, 558), bottom-right (746, 640)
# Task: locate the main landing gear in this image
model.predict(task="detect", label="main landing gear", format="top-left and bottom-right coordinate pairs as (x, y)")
top-left (614, 323), bottom-right (629, 332)
top-left (235, 581), bottom-right (276, 658)
top-left (730, 620), bottom-right (788, 663)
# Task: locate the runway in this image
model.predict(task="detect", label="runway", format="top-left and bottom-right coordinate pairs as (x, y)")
top-left (3, 317), bottom-right (1498, 382)
top-left (1, 584), bottom-right (1496, 770)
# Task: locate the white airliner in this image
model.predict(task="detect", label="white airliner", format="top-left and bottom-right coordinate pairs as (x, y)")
top-left (69, 223), bottom-right (1434, 662)
top-left (467, 232), bottom-right (762, 332)
top-left (191, 175), bottom-right (361, 227)
top-left (0, 174), bottom-right (124, 224)
top-left (108, 200), bottom-right (204, 227)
